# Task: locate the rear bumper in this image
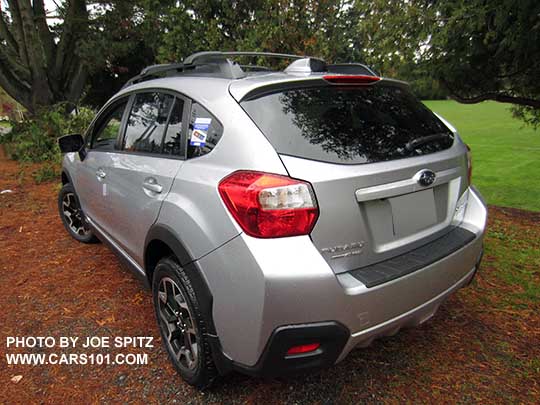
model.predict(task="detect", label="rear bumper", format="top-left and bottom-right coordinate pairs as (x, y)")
top-left (198, 186), bottom-right (487, 373)
top-left (337, 261), bottom-right (479, 363)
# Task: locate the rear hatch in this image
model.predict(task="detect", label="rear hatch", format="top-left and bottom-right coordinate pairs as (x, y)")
top-left (238, 78), bottom-right (469, 274)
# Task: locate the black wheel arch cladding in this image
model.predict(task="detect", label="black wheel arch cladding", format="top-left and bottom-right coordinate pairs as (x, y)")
top-left (144, 224), bottom-right (217, 337)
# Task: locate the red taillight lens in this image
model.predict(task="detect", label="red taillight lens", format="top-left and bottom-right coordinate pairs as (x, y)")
top-left (218, 171), bottom-right (319, 238)
top-left (323, 75), bottom-right (381, 84)
top-left (286, 343), bottom-right (321, 356)
top-left (466, 144), bottom-right (472, 185)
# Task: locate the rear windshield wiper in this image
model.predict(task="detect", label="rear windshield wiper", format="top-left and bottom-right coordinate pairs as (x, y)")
top-left (405, 133), bottom-right (453, 152)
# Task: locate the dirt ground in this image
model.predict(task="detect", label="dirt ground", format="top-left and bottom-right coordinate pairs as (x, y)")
top-left (1, 158), bottom-right (539, 404)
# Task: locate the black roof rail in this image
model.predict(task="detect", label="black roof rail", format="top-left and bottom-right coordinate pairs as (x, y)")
top-left (122, 56), bottom-right (246, 88)
top-left (183, 51), bottom-right (310, 65)
top-left (123, 51), bottom-right (315, 88)
top-left (139, 63), bottom-right (185, 76)
top-left (122, 51), bottom-right (377, 89)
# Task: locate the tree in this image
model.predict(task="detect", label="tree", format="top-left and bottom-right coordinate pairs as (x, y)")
top-left (350, 0), bottom-right (540, 126)
top-left (151, 0), bottom-right (358, 65)
top-left (0, 0), bottom-right (89, 114)
top-left (79, 1), bottom-right (160, 107)
top-left (426, 0), bottom-right (540, 126)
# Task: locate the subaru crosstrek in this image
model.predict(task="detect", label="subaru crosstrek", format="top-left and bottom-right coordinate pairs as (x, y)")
top-left (57, 51), bottom-right (487, 388)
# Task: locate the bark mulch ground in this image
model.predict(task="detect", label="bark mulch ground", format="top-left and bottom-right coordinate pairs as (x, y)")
top-left (1, 158), bottom-right (539, 404)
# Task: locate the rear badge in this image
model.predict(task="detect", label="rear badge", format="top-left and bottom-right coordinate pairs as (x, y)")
top-left (415, 169), bottom-right (436, 187)
top-left (321, 241), bottom-right (365, 259)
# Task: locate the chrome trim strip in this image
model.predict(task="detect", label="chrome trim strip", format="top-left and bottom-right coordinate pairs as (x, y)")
top-left (355, 167), bottom-right (462, 202)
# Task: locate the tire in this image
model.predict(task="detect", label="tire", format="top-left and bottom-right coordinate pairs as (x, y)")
top-left (152, 257), bottom-right (217, 389)
top-left (58, 183), bottom-right (98, 243)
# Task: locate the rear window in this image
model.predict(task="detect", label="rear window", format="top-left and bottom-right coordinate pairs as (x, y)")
top-left (241, 84), bottom-right (454, 164)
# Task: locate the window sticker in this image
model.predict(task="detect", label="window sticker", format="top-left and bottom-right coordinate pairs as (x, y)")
top-left (190, 117), bottom-right (211, 146)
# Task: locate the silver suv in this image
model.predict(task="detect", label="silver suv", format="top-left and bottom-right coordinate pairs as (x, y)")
top-left (58, 51), bottom-right (487, 388)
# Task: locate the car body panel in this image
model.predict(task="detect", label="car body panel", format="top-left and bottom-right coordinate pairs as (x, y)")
top-left (75, 150), bottom-right (117, 237)
top-left (96, 152), bottom-right (184, 263)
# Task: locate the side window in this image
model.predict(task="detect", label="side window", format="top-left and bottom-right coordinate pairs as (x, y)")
top-left (123, 92), bottom-right (174, 154)
top-left (162, 98), bottom-right (185, 156)
top-left (187, 102), bottom-right (223, 159)
top-left (91, 101), bottom-right (127, 151)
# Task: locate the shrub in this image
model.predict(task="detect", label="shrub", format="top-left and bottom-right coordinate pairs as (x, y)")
top-left (0, 103), bottom-right (94, 163)
top-left (33, 162), bottom-right (62, 184)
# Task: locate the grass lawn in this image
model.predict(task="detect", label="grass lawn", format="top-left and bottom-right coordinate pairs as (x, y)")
top-left (423, 100), bottom-right (540, 211)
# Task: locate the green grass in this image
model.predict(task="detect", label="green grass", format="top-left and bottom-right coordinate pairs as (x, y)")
top-left (423, 100), bottom-right (540, 211)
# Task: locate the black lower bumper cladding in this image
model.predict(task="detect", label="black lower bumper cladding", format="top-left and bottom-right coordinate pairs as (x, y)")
top-left (211, 322), bottom-right (350, 377)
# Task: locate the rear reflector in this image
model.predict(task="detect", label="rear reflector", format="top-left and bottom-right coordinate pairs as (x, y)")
top-left (323, 75), bottom-right (381, 84)
top-left (465, 144), bottom-right (473, 185)
top-left (286, 343), bottom-right (321, 356)
top-left (218, 171), bottom-right (319, 238)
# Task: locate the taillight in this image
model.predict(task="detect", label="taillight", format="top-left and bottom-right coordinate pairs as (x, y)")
top-left (218, 171), bottom-right (319, 238)
top-left (466, 144), bottom-right (472, 185)
top-left (323, 75), bottom-right (381, 85)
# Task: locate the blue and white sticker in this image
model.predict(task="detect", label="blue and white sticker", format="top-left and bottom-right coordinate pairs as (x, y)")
top-left (190, 117), bottom-right (212, 146)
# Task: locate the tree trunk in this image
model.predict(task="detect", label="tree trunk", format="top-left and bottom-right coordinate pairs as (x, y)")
top-left (0, 0), bottom-right (89, 115)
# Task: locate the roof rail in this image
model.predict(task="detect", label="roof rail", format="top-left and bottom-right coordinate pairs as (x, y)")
top-left (183, 51), bottom-right (310, 65)
top-left (122, 51), bottom-right (377, 89)
top-left (122, 56), bottom-right (246, 88)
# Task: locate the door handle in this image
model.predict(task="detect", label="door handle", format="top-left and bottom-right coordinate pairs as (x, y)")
top-left (96, 168), bottom-right (106, 180)
top-left (143, 178), bottom-right (163, 194)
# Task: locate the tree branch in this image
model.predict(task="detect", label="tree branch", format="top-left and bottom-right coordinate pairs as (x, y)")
top-left (32, 0), bottom-right (55, 68)
top-left (5, 0), bottom-right (28, 66)
top-left (0, 60), bottom-right (31, 111)
top-left (0, 11), bottom-right (19, 53)
top-left (0, 44), bottom-right (31, 82)
top-left (440, 77), bottom-right (540, 109)
top-left (450, 92), bottom-right (540, 109)
top-left (55, 0), bottom-right (88, 79)
top-left (17, 0), bottom-right (53, 107)
top-left (66, 59), bottom-right (87, 104)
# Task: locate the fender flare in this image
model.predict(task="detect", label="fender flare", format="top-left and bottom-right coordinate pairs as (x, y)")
top-left (61, 169), bottom-right (74, 186)
top-left (145, 223), bottom-right (193, 268)
top-left (144, 224), bottom-right (234, 373)
top-left (144, 224), bottom-right (217, 335)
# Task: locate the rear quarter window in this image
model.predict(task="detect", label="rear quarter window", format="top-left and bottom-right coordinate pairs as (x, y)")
top-left (240, 84), bottom-right (454, 164)
top-left (187, 102), bottom-right (223, 159)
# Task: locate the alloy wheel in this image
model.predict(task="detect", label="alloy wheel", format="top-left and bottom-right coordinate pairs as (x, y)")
top-left (157, 277), bottom-right (199, 370)
top-left (62, 192), bottom-right (91, 236)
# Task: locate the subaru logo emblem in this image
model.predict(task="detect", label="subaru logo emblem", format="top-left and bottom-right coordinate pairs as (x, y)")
top-left (416, 169), bottom-right (436, 187)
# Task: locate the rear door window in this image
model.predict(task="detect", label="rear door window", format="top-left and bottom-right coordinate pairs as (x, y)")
top-left (162, 98), bottom-right (185, 156)
top-left (123, 92), bottom-right (175, 154)
top-left (241, 84), bottom-right (454, 164)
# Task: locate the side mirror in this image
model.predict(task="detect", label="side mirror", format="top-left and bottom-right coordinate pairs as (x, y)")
top-left (58, 133), bottom-right (84, 153)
